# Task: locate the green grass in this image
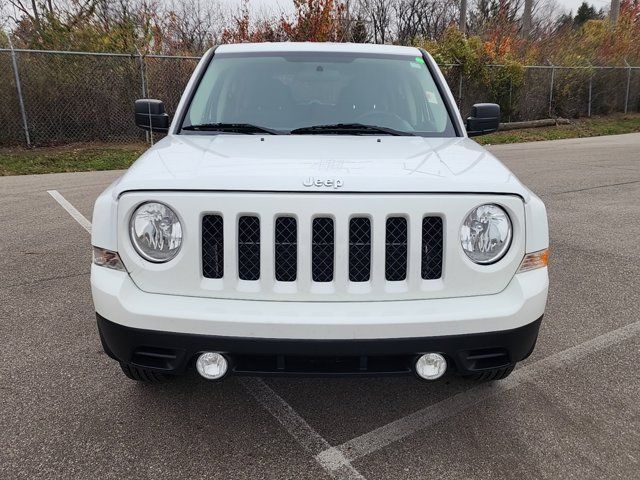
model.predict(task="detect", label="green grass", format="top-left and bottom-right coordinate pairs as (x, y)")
top-left (476, 114), bottom-right (640, 145)
top-left (1, 114), bottom-right (640, 175)
top-left (0, 143), bottom-right (145, 176)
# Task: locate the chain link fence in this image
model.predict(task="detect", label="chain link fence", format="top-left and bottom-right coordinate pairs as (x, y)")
top-left (439, 63), bottom-right (640, 124)
top-left (1, 48), bottom-right (639, 148)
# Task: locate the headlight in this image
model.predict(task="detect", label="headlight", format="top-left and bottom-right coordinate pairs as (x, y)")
top-left (130, 202), bottom-right (182, 262)
top-left (460, 204), bottom-right (512, 264)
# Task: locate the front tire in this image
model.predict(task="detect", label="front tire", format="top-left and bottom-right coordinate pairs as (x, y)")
top-left (470, 364), bottom-right (515, 381)
top-left (119, 363), bottom-right (170, 383)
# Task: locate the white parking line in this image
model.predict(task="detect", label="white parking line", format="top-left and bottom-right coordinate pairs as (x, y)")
top-left (316, 318), bottom-right (640, 470)
top-left (47, 189), bottom-right (367, 480)
top-left (239, 378), bottom-right (366, 480)
top-left (47, 190), bottom-right (92, 233)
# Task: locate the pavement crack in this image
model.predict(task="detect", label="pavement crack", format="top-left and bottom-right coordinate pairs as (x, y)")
top-left (542, 179), bottom-right (640, 197)
top-left (1, 271), bottom-right (90, 291)
top-left (573, 162), bottom-right (640, 173)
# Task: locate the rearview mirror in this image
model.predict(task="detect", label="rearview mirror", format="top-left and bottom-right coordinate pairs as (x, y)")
top-left (135, 99), bottom-right (169, 132)
top-left (466, 103), bottom-right (500, 137)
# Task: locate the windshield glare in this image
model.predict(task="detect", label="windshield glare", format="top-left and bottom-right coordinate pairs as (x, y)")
top-left (182, 52), bottom-right (457, 136)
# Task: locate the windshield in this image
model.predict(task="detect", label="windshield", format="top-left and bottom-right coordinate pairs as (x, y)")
top-left (181, 52), bottom-right (457, 137)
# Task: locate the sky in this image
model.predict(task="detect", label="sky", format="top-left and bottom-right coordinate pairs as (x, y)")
top-left (0, 0), bottom-right (613, 30)
top-left (229, 0), bottom-right (612, 17)
top-left (559, 0), bottom-right (610, 13)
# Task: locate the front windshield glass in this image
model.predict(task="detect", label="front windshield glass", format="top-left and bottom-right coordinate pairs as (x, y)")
top-left (181, 51), bottom-right (457, 136)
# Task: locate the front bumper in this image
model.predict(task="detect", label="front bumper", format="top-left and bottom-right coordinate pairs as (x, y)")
top-left (98, 314), bottom-right (542, 376)
top-left (91, 266), bottom-right (548, 339)
top-left (91, 265), bottom-right (547, 376)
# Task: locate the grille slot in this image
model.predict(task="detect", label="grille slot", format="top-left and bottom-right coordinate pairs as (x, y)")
top-left (349, 217), bottom-right (371, 282)
top-left (422, 217), bottom-right (444, 280)
top-left (275, 217), bottom-right (297, 282)
top-left (385, 217), bottom-right (408, 281)
top-left (202, 215), bottom-right (224, 279)
top-left (238, 216), bottom-right (260, 281)
top-left (312, 217), bottom-right (334, 282)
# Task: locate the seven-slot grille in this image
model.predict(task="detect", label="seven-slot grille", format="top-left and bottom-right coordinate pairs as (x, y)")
top-left (202, 214), bottom-right (444, 283)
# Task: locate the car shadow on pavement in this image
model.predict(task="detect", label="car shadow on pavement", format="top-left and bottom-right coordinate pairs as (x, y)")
top-left (118, 371), bottom-right (476, 448)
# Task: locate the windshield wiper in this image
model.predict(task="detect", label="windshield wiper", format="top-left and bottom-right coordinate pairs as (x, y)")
top-left (182, 123), bottom-right (280, 135)
top-left (290, 123), bottom-right (414, 136)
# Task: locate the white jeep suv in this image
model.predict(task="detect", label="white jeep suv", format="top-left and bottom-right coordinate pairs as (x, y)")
top-left (91, 43), bottom-right (549, 383)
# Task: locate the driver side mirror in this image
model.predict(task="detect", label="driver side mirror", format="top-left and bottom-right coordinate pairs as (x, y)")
top-left (135, 99), bottom-right (169, 132)
top-left (466, 103), bottom-right (500, 137)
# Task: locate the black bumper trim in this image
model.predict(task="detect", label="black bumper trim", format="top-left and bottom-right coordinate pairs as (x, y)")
top-left (97, 314), bottom-right (542, 377)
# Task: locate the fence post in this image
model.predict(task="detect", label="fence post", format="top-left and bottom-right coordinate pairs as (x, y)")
top-left (587, 72), bottom-right (593, 117)
top-left (508, 77), bottom-right (513, 123)
top-left (8, 37), bottom-right (31, 147)
top-left (548, 62), bottom-right (555, 118)
top-left (624, 60), bottom-right (631, 114)
top-left (458, 66), bottom-right (463, 107)
top-left (587, 61), bottom-right (593, 117)
top-left (137, 49), bottom-right (151, 145)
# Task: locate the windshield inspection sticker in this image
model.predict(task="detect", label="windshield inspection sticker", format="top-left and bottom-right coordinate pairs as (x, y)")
top-left (411, 57), bottom-right (425, 68)
top-left (426, 91), bottom-right (438, 104)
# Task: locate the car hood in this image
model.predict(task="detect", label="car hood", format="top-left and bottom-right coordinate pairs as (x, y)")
top-left (113, 135), bottom-right (529, 199)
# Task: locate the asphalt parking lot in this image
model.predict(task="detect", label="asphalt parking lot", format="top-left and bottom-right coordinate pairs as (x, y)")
top-left (1, 133), bottom-right (639, 479)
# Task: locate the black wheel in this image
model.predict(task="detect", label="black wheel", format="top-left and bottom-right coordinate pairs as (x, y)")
top-left (470, 364), bottom-right (515, 382)
top-left (119, 363), bottom-right (170, 383)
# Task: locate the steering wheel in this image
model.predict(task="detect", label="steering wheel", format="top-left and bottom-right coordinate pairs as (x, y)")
top-left (355, 110), bottom-right (414, 132)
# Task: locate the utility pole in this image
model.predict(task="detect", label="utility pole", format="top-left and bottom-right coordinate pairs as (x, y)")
top-left (459, 0), bottom-right (467, 33)
top-left (610, 0), bottom-right (620, 23)
top-left (522, 0), bottom-right (533, 38)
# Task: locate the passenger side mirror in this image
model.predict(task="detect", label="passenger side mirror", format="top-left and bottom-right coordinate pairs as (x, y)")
top-left (135, 99), bottom-right (169, 132)
top-left (466, 103), bottom-right (500, 137)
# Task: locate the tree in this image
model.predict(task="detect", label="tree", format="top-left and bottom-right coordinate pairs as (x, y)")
top-left (221, 1), bottom-right (285, 43)
top-left (281, 0), bottom-right (348, 42)
top-left (356, 0), bottom-right (391, 43)
top-left (610, 0), bottom-right (620, 23)
top-left (468, 0), bottom-right (523, 36)
top-left (521, 0), bottom-right (533, 37)
top-left (574, 2), bottom-right (602, 28)
top-left (460, 0), bottom-right (468, 32)
top-left (554, 12), bottom-right (574, 31)
top-left (349, 15), bottom-right (369, 42)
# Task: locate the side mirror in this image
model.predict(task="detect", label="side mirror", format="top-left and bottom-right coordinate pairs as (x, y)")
top-left (135, 99), bottom-right (169, 132)
top-left (466, 103), bottom-right (500, 137)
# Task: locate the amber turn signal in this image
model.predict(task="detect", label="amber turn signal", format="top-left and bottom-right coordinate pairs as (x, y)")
top-left (517, 248), bottom-right (549, 273)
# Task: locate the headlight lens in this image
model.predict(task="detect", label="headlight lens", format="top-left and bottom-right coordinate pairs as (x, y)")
top-left (130, 202), bottom-right (182, 262)
top-left (460, 204), bottom-right (512, 264)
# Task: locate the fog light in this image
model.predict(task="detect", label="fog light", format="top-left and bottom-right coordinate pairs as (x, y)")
top-left (196, 352), bottom-right (228, 380)
top-left (415, 353), bottom-right (447, 380)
